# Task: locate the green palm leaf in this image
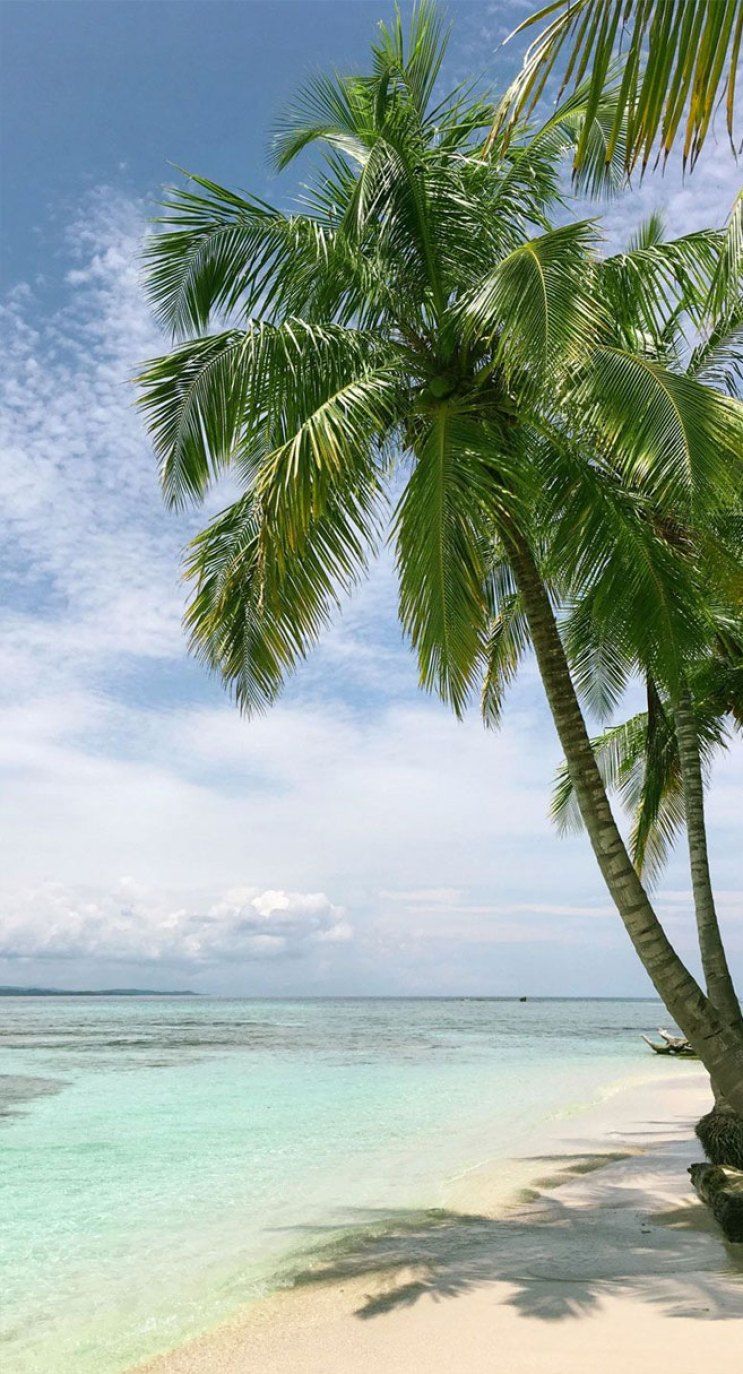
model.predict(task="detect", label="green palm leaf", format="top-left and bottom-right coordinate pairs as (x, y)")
top-left (495, 0), bottom-right (743, 174)
top-left (534, 423), bottom-right (707, 690)
top-left (481, 570), bottom-right (531, 727)
top-left (137, 330), bottom-right (254, 506)
top-left (599, 225), bottom-right (723, 350)
top-left (689, 303), bottom-right (743, 399)
top-left (709, 191), bottom-right (743, 319)
top-left (551, 677), bottom-right (730, 885)
top-left (184, 483), bottom-right (380, 714)
top-left (144, 174), bottom-right (356, 338)
top-left (394, 411), bottom-right (517, 715)
top-left (137, 320), bottom-right (395, 510)
top-left (462, 221), bottom-right (602, 386)
top-left (583, 346), bottom-right (743, 515)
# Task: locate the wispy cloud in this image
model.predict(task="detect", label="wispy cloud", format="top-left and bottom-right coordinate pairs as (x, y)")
top-left (0, 190), bottom-right (189, 697)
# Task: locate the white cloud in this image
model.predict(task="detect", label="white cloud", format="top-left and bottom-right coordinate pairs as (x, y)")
top-left (0, 189), bottom-right (199, 702)
top-left (0, 880), bottom-right (349, 966)
top-left (598, 123), bottom-right (742, 252)
top-left (0, 685), bottom-right (556, 893)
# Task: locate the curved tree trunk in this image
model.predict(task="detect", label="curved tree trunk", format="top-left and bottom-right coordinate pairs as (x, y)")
top-left (506, 533), bottom-right (743, 1113)
top-left (672, 687), bottom-right (743, 1036)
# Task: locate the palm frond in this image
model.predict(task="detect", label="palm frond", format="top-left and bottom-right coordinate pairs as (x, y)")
top-left (143, 174), bottom-right (356, 337)
top-left (689, 301), bottom-right (743, 398)
top-left (137, 330), bottom-right (254, 506)
top-left (583, 346), bottom-right (743, 515)
top-left (561, 593), bottom-right (632, 721)
top-left (137, 320), bottom-right (397, 510)
top-left (394, 411), bottom-right (516, 715)
top-left (184, 482), bottom-right (380, 715)
top-left (462, 221), bottom-right (602, 386)
top-left (492, 74), bottom-right (631, 199)
top-left (535, 422), bottom-right (706, 690)
top-left (481, 580), bottom-right (531, 728)
top-left (628, 211), bottom-right (666, 252)
top-left (273, 72), bottom-right (377, 171)
top-left (552, 710), bottom-right (653, 836)
top-left (371, 0), bottom-right (450, 118)
top-left (599, 229), bottom-right (723, 349)
top-left (493, 0), bottom-right (743, 174)
top-left (552, 669), bottom-right (731, 884)
top-left (254, 364), bottom-right (402, 547)
top-left (551, 695), bottom-right (685, 884)
top-left (709, 190), bottom-right (743, 318)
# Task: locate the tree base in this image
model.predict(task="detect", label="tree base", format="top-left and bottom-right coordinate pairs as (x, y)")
top-left (695, 1107), bottom-right (743, 1170)
top-left (689, 1163), bottom-right (743, 1242)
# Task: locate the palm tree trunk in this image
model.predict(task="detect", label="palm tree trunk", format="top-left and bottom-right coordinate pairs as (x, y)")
top-left (672, 686), bottom-right (743, 1035)
top-left (506, 532), bottom-right (743, 1113)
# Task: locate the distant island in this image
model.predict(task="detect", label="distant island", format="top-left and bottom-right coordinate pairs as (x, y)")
top-left (0, 986), bottom-right (199, 997)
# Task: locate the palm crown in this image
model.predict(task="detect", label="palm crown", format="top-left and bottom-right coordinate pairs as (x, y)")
top-left (138, 0), bottom-right (740, 724)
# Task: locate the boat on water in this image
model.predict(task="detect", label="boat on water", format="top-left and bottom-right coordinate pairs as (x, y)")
top-left (642, 1027), bottom-right (698, 1058)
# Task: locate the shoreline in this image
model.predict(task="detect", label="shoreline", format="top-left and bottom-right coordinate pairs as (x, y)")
top-left (135, 1069), bottom-right (743, 1373)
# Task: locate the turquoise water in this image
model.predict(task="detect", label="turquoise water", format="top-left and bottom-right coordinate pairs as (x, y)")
top-left (1, 996), bottom-right (682, 1373)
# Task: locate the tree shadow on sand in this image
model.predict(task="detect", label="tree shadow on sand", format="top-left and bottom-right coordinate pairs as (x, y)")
top-left (281, 1148), bottom-right (743, 1325)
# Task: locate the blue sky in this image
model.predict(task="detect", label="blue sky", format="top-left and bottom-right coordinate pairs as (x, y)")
top-left (1, 0), bottom-right (741, 995)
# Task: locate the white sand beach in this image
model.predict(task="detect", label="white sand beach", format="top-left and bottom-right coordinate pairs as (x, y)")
top-left (136, 1072), bottom-right (743, 1373)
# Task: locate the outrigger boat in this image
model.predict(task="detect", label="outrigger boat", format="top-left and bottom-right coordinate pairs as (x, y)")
top-left (641, 1027), bottom-right (698, 1058)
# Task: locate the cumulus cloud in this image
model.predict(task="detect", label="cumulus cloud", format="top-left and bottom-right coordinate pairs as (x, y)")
top-left (0, 880), bottom-right (350, 966)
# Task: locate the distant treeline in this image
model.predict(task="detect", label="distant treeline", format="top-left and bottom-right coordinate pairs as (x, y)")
top-left (0, 986), bottom-right (198, 997)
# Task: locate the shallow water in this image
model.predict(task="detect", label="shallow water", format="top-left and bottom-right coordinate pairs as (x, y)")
top-left (0, 996), bottom-right (687, 1372)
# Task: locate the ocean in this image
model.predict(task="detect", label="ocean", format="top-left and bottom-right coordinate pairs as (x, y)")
top-left (0, 995), bottom-right (691, 1373)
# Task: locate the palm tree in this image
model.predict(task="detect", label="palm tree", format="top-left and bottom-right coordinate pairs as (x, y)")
top-left (494, 0), bottom-right (743, 174)
top-left (544, 208), bottom-right (743, 1040)
top-left (553, 650), bottom-right (742, 1015)
top-left (138, 3), bottom-right (743, 1108)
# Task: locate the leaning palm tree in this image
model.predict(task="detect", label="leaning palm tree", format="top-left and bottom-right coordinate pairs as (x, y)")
top-left (138, 4), bottom-right (743, 1108)
top-left (494, 0), bottom-right (743, 174)
top-left (543, 209), bottom-right (743, 1038)
top-left (553, 644), bottom-right (742, 984)
top-left (552, 675), bottom-right (726, 880)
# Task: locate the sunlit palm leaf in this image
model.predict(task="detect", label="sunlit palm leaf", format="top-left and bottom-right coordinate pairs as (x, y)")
top-left (138, 320), bottom-right (395, 509)
top-left (462, 221), bottom-right (602, 386)
top-left (561, 592), bottom-right (632, 721)
top-left (550, 697), bottom-right (686, 883)
top-left (137, 330), bottom-right (254, 506)
top-left (371, 0), bottom-right (450, 118)
top-left (689, 302), bottom-right (743, 398)
top-left (487, 74), bottom-right (630, 202)
top-left (709, 190), bottom-right (743, 318)
top-left (551, 673), bottom-right (729, 884)
top-left (535, 423), bottom-right (706, 690)
top-left (583, 346), bottom-right (743, 515)
top-left (599, 226), bottom-right (723, 349)
top-left (144, 175), bottom-right (357, 338)
top-left (494, 0), bottom-right (743, 174)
